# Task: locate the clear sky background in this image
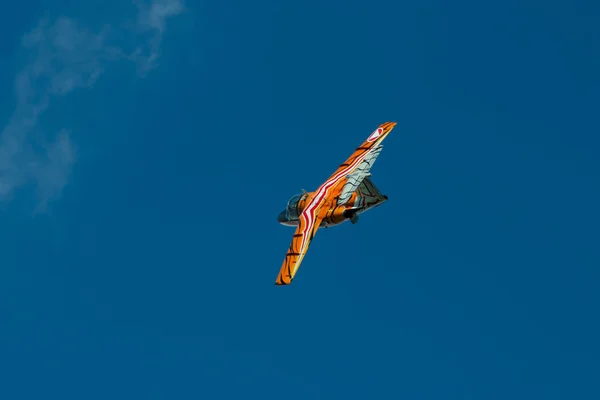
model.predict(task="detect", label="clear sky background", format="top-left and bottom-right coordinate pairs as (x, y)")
top-left (1, 1), bottom-right (598, 399)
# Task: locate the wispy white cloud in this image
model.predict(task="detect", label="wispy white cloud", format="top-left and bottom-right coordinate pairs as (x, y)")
top-left (133, 0), bottom-right (186, 74)
top-left (0, 0), bottom-right (184, 212)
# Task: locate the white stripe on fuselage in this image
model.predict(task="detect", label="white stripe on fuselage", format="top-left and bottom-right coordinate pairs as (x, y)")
top-left (292, 138), bottom-right (382, 275)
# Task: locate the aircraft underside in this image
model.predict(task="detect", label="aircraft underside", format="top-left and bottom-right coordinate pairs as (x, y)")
top-left (277, 176), bottom-right (388, 228)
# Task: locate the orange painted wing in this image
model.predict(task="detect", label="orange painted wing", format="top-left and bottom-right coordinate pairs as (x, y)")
top-left (326, 121), bottom-right (397, 203)
top-left (275, 204), bottom-right (327, 286)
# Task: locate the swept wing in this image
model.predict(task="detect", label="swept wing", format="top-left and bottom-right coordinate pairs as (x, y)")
top-left (328, 122), bottom-right (396, 204)
top-left (275, 201), bottom-right (326, 285)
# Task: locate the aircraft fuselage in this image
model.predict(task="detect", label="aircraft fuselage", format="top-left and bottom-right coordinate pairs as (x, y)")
top-left (277, 188), bottom-right (388, 228)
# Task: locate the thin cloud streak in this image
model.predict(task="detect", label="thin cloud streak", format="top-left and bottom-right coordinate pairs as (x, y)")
top-left (0, 0), bottom-right (184, 212)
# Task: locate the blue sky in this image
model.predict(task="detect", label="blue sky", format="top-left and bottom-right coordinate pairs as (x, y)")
top-left (1, 0), bottom-right (599, 398)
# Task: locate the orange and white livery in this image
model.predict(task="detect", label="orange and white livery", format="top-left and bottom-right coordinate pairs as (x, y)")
top-left (275, 122), bottom-right (397, 285)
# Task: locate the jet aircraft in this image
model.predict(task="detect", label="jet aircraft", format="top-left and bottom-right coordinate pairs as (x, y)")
top-left (275, 122), bottom-right (397, 285)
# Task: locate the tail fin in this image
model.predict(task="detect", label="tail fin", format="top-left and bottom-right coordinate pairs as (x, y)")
top-left (354, 177), bottom-right (388, 210)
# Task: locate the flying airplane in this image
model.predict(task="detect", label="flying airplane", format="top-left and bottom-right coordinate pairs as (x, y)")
top-left (275, 121), bottom-right (397, 285)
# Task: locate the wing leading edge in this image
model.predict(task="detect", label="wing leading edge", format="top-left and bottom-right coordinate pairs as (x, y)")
top-left (275, 204), bottom-right (326, 285)
top-left (327, 121), bottom-right (396, 205)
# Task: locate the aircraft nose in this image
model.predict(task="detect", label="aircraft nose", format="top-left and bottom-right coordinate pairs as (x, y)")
top-left (277, 210), bottom-right (287, 223)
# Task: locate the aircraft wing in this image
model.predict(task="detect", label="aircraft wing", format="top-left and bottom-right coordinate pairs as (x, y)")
top-left (336, 144), bottom-right (383, 205)
top-left (327, 122), bottom-right (397, 204)
top-left (275, 203), bottom-right (327, 285)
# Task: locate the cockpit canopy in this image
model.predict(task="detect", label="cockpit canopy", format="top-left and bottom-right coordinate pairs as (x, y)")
top-left (285, 193), bottom-right (306, 221)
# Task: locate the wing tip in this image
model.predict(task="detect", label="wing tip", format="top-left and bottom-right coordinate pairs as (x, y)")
top-left (274, 276), bottom-right (292, 286)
